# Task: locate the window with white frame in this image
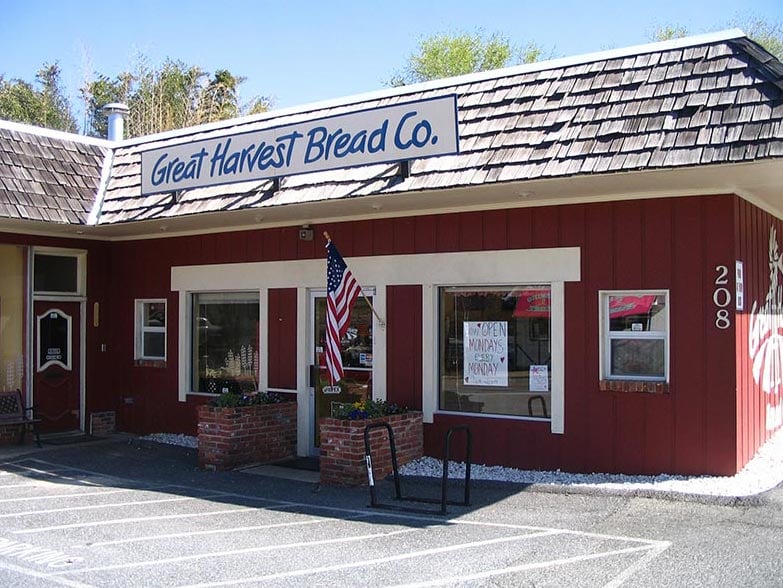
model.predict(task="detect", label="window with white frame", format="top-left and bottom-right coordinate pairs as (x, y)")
top-left (191, 292), bottom-right (259, 394)
top-left (439, 285), bottom-right (552, 419)
top-left (135, 299), bottom-right (166, 360)
top-left (601, 291), bottom-right (668, 381)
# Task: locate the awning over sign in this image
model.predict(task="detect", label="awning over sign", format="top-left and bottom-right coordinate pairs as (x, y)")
top-left (608, 295), bottom-right (656, 318)
top-left (512, 291), bottom-right (656, 318)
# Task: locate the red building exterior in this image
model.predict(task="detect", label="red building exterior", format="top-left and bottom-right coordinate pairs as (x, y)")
top-left (1, 31), bottom-right (782, 476)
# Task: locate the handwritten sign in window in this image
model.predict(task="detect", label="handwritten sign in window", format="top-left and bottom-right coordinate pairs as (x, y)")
top-left (463, 321), bottom-right (508, 387)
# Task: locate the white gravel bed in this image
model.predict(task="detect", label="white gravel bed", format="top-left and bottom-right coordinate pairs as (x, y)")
top-left (139, 428), bottom-right (783, 498)
top-left (139, 433), bottom-right (199, 449)
top-left (401, 427), bottom-right (783, 498)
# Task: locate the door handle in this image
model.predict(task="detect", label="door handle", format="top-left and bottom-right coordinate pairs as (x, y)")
top-left (309, 365), bottom-right (318, 388)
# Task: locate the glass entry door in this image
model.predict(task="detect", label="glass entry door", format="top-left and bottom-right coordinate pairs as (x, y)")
top-left (310, 291), bottom-right (374, 454)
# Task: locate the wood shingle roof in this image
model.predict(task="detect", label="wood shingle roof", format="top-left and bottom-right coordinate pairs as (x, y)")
top-left (1, 29), bottom-right (782, 231)
top-left (0, 122), bottom-right (108, 224)
top-left (95, 30), bottom-right (783, 226)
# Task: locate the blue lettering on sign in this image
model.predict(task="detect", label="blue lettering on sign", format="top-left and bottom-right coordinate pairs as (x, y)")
top-left (141, 95), bottom-right (457, 194)
top-left (209, 132), bottom-right (303, 178)
top-left (394, 111), bottom-right (438, 150)
top-left (150, 148), bottom-right (209, 187)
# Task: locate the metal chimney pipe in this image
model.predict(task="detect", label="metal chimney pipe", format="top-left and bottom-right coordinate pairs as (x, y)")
top-left (103, 103), bottom-right (129, 141)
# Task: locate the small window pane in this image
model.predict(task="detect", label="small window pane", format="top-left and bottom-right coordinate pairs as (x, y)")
top-left (143, 332), bottom-right (166, 359)
top-left (609, 295), bottom-right (666, 332)
top-left (610, 338), bottom-right (665, 378)
top-left (144, 303), bottom-right (166, 327)
top-left (34, 254), bottom-right (78, 293)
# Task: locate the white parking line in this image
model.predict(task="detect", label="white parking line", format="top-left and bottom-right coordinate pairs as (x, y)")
top-left (0, 493), bottom-right (229, 518)
top-left (13, 506), bottom-right (262, 534)
top-left (0, 482), bottom-right (44, 489)
top-left (0, 488), bottom-right (154, 504)
top-left (74, 513), bottom-right (369, 548)
top-left (175, 530), bottom-right (565, 588)
top-left (49, 528), bottom-right (416, 576)
top-left (389, 542), bottom-right (672, 587)
top-left (1, 464), bottom-right (104, 486)
top-left (0, 459), bottom-right (670, 588)
top-left (0, 559), bottom-right (92, 588)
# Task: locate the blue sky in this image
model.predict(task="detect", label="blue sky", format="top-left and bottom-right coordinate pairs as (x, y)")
top-left (2, 0), bottom-right (782, 130)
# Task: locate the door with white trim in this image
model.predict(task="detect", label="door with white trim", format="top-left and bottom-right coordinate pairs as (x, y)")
top-left (308, 290), bottom-right (375, 455)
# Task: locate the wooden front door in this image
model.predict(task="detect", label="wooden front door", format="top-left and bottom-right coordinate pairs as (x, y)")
top-left (33, 301), bottom-right (81, 432)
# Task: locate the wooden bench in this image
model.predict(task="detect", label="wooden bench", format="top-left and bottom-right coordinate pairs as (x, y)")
top-left (0, 390), bottom-right (41, 447)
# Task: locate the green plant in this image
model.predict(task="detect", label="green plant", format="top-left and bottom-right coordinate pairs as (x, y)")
top-left (331, 398), bottom-right (409, 420)
top-left (209, 391), bottom-right (290, 408)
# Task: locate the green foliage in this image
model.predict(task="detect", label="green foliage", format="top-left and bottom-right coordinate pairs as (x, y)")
top-left (331, 398), bottom-right (409, 420)
top-left (651, 17), bottom-right (782, 60)
top-left (80, 56), bottom-right (272, 138)
top-left (732, 17), bottom-right (783, 60)
top-left (209, 391), bottom-right (290, 408)
top-left (651, 25), bottom-right (689, 41)
top-left (0, 63), bottom-right (77, 132)
top-left (389, 30), bottom-right (541, 86)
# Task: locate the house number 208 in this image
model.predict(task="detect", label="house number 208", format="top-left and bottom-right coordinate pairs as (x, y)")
top-left (714, 265), bottom-right (732, 329)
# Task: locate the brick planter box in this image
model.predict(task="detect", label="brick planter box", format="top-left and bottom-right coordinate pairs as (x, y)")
top-left (319, 412), bottom-right (423, 486)
top-left (197, 401), bottom-right (297, 471)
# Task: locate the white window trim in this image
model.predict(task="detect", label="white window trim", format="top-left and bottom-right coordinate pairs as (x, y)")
top-left (189, 291), bottom-right (260, 394)
top-left (599, 289), bottom-right (669, 382)
top-left (435, 284), bottom-right (555, 423)
top-left (135, 299), bottom-right (167, 361)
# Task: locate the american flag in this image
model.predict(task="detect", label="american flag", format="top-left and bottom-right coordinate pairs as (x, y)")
top-left (325, 239), bottom-right (361, 384)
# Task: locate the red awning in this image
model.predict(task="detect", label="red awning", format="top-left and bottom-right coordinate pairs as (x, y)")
top-left (513, 292), bottom-right (656, 318)
top-left (608, 295), bottom-right (656, 318)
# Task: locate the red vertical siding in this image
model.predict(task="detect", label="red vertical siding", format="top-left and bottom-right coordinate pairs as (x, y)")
top-left (583, 202), bottom-right (616, 473)
top-left (670, 198), bottom-right (707, 474)
top-left (92, 194), bottom-right (750, 475)
top-left (268, 288), bottom-right (297, 390)
top-left (734, 198), bottom-right (783, 471)
top-left (386, 285), bottom-right (422, 410)
top-left (640, 199), bottom-right (674, 474)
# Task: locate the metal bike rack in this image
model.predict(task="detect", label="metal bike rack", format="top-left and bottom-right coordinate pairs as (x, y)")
top-left (364, 422), bottom-right (471, 515)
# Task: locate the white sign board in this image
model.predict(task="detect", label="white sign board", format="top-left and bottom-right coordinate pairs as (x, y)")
top-left (463, 321), bottom-right (508, 387)
top-left (140, 95), bottom-right (459, 195)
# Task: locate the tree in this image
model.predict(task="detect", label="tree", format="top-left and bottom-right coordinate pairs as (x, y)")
top-left (736, 17), bottom-right (783, 60)
top-left (0, 63), bottom-right (77, 132)
top-left (651, 17), bottom-right (782, 60)
top-left (388, 31), bottom-right (542, 86)
top-left (81, 57), bottom-right (271, 138)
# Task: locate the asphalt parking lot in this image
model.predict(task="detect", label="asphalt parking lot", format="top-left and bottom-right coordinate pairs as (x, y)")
top-left (0, 437), bottom-right (781, 587)
top-left (0, 439), bottom-right (674, 588)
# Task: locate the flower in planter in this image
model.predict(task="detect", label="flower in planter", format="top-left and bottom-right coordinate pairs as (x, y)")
top-left (209, 390), bottom-right (292, 408)
top-left (331, 398), bottom-right (409, 420)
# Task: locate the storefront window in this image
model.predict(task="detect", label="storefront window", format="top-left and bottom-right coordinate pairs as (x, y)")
top-left (0, 245), bottom-right (26, 390)
top-left (439, 286), bottom-right (551, 419)
top-left (191, 292), bottom-right (259, 394)
top-left (602, 292), bottom-right (668, 381)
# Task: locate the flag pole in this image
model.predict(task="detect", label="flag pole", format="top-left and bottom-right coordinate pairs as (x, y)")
top-left (324, 232), bottom-right (386, 328)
